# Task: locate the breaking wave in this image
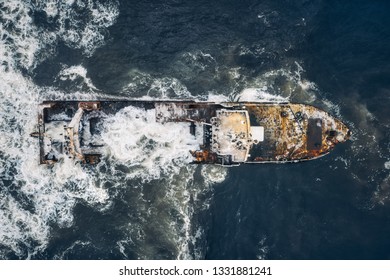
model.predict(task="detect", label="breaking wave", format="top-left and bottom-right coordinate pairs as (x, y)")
top-left (100, 106), bottom-right (199, 181)
top-left (57, 65), bottom-right (98, 91)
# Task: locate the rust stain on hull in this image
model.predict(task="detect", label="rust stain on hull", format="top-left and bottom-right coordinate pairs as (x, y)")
top-left (33, 100), bottom-right (351, 166)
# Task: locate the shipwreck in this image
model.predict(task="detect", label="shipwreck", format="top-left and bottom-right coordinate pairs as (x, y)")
top-left (32, 100), bottom-right (351, 166)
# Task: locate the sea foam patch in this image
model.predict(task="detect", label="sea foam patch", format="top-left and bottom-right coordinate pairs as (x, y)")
top-left (58, 64), bottom-right (98, 91)
top-left (34, 0), bottom-right (119, 57)
top-left (0, 69), bottom-right (110, 258)
top-left (0, 0), bottom-right (118, 258)
top-left (238, 87), bottom-right (288, 102)
top-left (0, 1), bottom-right (41, 70)
top-left (100, 106), bottom-right (200, 181)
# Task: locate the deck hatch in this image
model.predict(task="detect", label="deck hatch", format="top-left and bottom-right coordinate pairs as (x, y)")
top-left (307, 118), bottom-right (323, 150)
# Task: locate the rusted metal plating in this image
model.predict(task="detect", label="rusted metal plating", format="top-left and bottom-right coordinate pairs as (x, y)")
top-left (243, 103), bottom-right (350, 163)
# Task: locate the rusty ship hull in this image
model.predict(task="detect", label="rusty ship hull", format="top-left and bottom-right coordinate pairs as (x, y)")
top-left (35, 100), bottom-right (350, 166)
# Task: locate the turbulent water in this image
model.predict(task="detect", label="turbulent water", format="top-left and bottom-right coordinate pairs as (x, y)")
top-left (0, 0), bottom-right (389, 259)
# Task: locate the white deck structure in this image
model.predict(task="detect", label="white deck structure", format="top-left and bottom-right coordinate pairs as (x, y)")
top-left (211, 110), bottom-right (252, 162)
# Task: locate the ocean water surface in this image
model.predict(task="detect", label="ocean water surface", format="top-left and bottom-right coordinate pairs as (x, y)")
top-left (0, 0), bottom-right (389, 259)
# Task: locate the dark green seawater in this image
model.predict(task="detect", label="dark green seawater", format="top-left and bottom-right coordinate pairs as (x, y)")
top-left (0, 0), bottom-right (389, 259)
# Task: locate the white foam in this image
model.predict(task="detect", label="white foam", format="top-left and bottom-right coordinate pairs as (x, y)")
top-left (0, 1), bottom-right (41, 70)
top-left (58, 65), bottom-right (98, 91)
top-left (385, 161), bottom-right (390, 170)
top-left (0, 0), bottom-right (119, 72)
top-left (1, 98), bottom-right (107, 254)
top-left (238, 88), bottom-right (288, 102)
top-left (201, 165), bottom-right (228, 186)
top-left (204, 91), bottom-right (230, 102)
top-left (335, 156), bottom-right (350, 169)
top-left (0, 71), bottom-right (109, 257)
top-left (0, 0), bottom-right (118, 258)
top-left (256, 236), bottom-right (269, 260)
top-left (173, 167), bottom-right (215, 260)
top-left (110, 165), bottom-right (211, 260)
top-left (121, 70), bottom-right (153, 96)
top-left (100, 106), bottom-right (200, 181)
top-left (98, 104), bottom-right (225, 259)
top-left (233, 62), bottom-right (324, 104)
top-left (169, 173), bottom-right (196, 260)
top-left (41, 1), bottom-right (59, 18)
top-left (35, 0), bottom-right (120, 57)
top-left (147, 77), bottom-right (193, 99)
top-left (229, 67), bottom-right (241, 80)
top-left (182, 51), bottom-right (218, 72)
top-left (54, 240), bottom-right (92, 260)
top-left (290, 61), bottom-right (318, 91)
